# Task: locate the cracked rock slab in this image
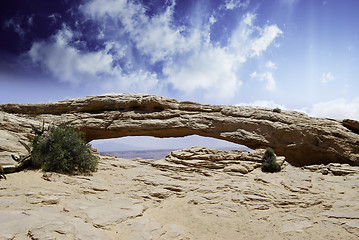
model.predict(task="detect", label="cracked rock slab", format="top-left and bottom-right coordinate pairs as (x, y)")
top-left (1, 150), bottom-right (359, 239)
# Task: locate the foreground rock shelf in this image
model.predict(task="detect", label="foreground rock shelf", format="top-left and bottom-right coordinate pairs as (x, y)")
top-left (1, 93), bottom-right (359, 167)
top-left (1, 149), bottom-right (359, 239)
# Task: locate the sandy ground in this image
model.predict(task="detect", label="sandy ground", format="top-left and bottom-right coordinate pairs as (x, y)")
top-left (1, 154), bottom-right (359, 239)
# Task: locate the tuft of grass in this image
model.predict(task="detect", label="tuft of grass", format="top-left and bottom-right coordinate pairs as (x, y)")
top-left (261, 147), bottom-right (281, 173)
top-left (31, 125), bottom-right (98, 174)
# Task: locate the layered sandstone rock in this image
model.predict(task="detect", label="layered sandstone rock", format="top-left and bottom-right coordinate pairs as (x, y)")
top-left (164, 147), bottom-right (270, 174)
top-left (1, 150), bottom-right (359, 239)
top-left (0, 93), bottom-right (358, 167)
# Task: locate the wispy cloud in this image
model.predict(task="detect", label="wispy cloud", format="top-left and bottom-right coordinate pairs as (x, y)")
top-left (249, 60), bottom-right (278, 91)
top-left (163, 11), bottom-right (282, 100)
top-left (28, 27), bottom-right (113, 84)
top-left (237, 100), bottom-right (286, 109)
top-left (266, 60), bottom-right (277, 70)
top-left (229, 13), bottom-right (282, 59)
top-left (237, 97), bottom-right (359, 121)
top-left (250, 25), bottom-right (283, 57)
top-left (321, 72), bottom-right (335, 83)
top-left (82, 0), bottom-right (187, 64)
top-left (4, 18), bottom-right (26, 37)
top-left (251, 72), bottom-right (276, 91)
top-left (307, 98), bottom-right (359, 120)
top-left (26, 0), bottom-right (283, 102)
top-left (28, 26), bottom-right (159, 92)
top-left (164, 43), bottom-right (241, 100)
top-left (222, 0), bottom-right (249, 10)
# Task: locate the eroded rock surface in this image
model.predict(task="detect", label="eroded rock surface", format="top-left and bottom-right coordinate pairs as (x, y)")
top-left (1, 94), bottom-right (359, 167)
top-left (1, 149), bottom-right (359, 239)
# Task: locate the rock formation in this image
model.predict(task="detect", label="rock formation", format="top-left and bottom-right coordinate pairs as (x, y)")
top-left (1, 149), bottom-right (359, 239)
top-left (0, 93), bottom-right (358, 167)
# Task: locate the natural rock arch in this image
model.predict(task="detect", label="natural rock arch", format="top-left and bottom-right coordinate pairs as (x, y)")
top-left (1, 93), bottom-right (358, 167)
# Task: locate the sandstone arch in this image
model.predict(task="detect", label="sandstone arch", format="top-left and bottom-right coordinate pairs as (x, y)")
top-left (1, 93), bottom-right (358, 166)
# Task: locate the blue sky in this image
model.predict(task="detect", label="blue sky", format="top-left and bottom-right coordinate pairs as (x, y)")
top-left (1, 0), bottom-right (359, 150)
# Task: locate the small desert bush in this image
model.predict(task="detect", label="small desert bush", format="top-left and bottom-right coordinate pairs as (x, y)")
top-left (31, 125), bottom-right (98, 174)
top-left (261, 147), bottom-right (281, 173)
top-left (273, 108), bottom-right (281, 113)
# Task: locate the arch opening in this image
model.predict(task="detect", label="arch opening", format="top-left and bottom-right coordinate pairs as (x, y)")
top-left (90, 135), bottom-right (252, 160)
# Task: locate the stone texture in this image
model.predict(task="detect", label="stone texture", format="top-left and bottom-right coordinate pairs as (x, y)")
top-left (164, 147), bottom-right (265, 174)
top-left (1, 150), bottom-right (359, 239)
top-left (0, 93), bottom-right (358, 168)
top-left (302, 163), bottom-right (359, 176)
top-left (280, 220), bottom-right (313, 233)
top-left (0, 147), bottom-right (359, 240)
top-left (0, 209), bottom-right (110, 240)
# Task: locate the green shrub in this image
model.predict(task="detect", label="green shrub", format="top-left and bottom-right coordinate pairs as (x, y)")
top-left (273, 108), bottom-right (281, 113)
top-left (261, 147), bottom-right (281, 173)
top-left (31, 125), bottom-right (98, 174)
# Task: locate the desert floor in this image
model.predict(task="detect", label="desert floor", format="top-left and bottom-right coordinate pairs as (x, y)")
top-left (1, 153), bottom-right (359, 240)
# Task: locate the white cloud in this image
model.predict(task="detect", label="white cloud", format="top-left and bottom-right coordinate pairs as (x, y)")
top-left (4, 18), bottom-right (25, 37)
top-left (48, 13), bottom-right (61, 25)
top-left (236, 100), bottom-right (286, 109)
top-left (228, 13), bottom-right (256, 56)
top-left (82, 0), bottom-right (283, 101)
top-left (209, 15), bottom-right (217, 25)
top-left (307, 98), bottom-right (359, 121)
top-left (266, 60), bottom-right (277, 70)
top-left (229, 13), bottom-right (282, 60)
top-left (28, 28), bottom-right (113, 83)
top-left (81, 0), bottom-right (128, 18)
top-left (249, 61), bottom-right (278, 91)
top-left (82, 0), bottom-right (189, 64)
top-left (26, 0), bottom-right (283, 102)
top-left (223, 0), bottom-right (248, 10)
top-left (237, 98), bottom-right (359, 121)
top-left (164, 44), bottom-right (241, 100)
top-left (102, 70), bottom-right (159, 93)
top-left (28, 27), bottom-right (158, 92)
top-left (321, 72), bottom-right (335, 83)
top-left (164, 11), bottom-right (282, 100)
top-left (243, 13), bottom-right (256, 25)
top-left (242, 12), bottom-right (256, 25)
top-left (251, 72), bottom-right (276, 91)
top-left (130, 6), bottom-right (189, 63)
top-left (250, 25), bottom-right (283, 57)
